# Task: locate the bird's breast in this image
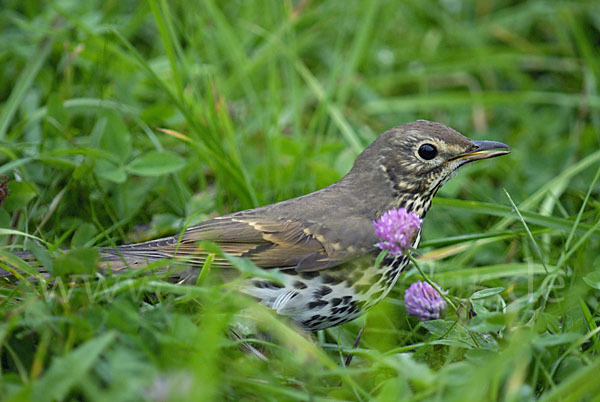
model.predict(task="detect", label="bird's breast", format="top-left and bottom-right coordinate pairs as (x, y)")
top-left (241, 252), bottom-right (410, 331)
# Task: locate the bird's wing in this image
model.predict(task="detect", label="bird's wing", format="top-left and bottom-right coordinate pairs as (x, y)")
top-left (163, 214), bottom-right (377, 272)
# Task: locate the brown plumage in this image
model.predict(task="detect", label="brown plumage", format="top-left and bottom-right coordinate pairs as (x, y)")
top-left (8, 121), bottom-right (510, 330)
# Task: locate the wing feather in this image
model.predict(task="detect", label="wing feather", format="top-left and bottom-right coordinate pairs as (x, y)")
top-left (107, 212), bottom-right (377, 272)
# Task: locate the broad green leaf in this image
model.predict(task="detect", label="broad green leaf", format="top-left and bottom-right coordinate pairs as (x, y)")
top-left (583, 271), bottom-right (600, 290)
top-left (71, 222), bottom-right (98, 248)
top-left (468, 312), bottom-right (510, 332)
top-left (532, 332), bottom-right (581, 348)
top-left (3, 181), bottom-right (38, 212)
top-left (383, 353), bottom-right (435, 390)
top-left (32, 332), bottom-right (117, 402)
top-left (224, 254), bottom-right (286, 285)
top-left (470, 287), bottom-right (505, 300)
top-left (539, 354), bottom-right (600, 402)
top-left (554, 356), bottom-right (585, 384)
top-left (99, 113), bottom-right (132, 163)
top-left (126, 150), bottom-right (186, 176)
top-left (94, 159), bottom-right (127, 183)
top-left (44, 93), bottom-right (69, 136)
top-left (420, 320), bottom-right (479, 349)
top-left (52, 248), bottom-right (99, 277)
top-left (0, 208), bottom-right (9, 228)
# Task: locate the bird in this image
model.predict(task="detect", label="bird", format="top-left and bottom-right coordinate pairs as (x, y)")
top-left (6, 120), bottom-right (510, 331)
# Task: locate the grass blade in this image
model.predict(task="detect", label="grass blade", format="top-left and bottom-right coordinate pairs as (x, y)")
top-left (0, 18), bottom-right (60, 140)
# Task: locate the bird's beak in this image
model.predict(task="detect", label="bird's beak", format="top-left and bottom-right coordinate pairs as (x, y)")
top-left (451, 140), bottom-right (511, 164)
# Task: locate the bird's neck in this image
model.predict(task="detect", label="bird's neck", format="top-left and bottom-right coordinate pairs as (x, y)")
top-left (334, 167), bottom-right (437, 221)
top-left (390, 192), bottom-right (433, 219)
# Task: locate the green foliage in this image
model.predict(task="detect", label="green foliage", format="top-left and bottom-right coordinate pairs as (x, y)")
top-left (1, 0), bottom-right (600, 400)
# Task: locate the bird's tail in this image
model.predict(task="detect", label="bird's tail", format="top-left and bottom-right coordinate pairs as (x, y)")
top-left (1, 238), bottom-right (182, 279)
top-left (99, 241), bottom-right (200, 283)
top-left (98, 238), bottom-right (177, 272)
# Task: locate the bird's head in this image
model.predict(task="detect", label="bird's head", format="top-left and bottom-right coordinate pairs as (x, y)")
top-left (348, 120), bottom-right (510, 217)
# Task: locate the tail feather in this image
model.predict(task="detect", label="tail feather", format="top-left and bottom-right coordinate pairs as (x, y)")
top-left (99, 244), bottom-right (174, 272)
top-left (100, 241), bottom-right (202, 283)
top-left (1, 239), bottom-right (177, 278)
top-left (3, 236), bottom-right (212, 281)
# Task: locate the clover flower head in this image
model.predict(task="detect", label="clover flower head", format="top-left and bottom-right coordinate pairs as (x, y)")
top-left (373, 207), bottom-right (422, 255)
top-left (404, 280), bottom-right (447, 321)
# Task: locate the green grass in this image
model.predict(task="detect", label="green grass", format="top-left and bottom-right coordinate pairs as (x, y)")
top-left (1, 0), bottom-right (600, 400)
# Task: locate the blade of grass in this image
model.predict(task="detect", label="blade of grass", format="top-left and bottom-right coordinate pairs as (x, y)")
top-left (433, 198), bottom-right (600, 238)
top-left (202, 0), bottom-right (259, 107)
top-left (108, 30), bottom-right (257, 206)
top-left (0, 18), bottom-right (61, 141)
top-left (450, 147), bottom-right (600, 264)
top-left (430, 263), bottom-right (557, 286)
top-left (148, 0), bottom-right (184, 98)
top-left (419, 228), bottom-right (551, 248)
top-left (363, 91), bottom-right (600, 114)
top-left (539, 352), bottom-right (600, 402)
top-left (249, 23), bottom-right (364, 153)
top-left (32, 331), bottom-right (117, 402)
top-left (334, 0), bottom-right (379, 106)
top-left (504, 189), bottom-right (549, 274)
top-left (562, 164), bottom-right (600, 254)
top-left (292, 58), bottom-right (364, 154)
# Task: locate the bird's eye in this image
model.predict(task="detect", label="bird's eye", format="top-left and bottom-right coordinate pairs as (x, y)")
top-left (418, 144), bottom-right (438, 160)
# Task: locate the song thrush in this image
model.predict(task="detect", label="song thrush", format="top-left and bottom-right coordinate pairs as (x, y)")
top-left (94, 120), bottom-right (510, 330)
top-left (4, 121), bottom-right (509, 330)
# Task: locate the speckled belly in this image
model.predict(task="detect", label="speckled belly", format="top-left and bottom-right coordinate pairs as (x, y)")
top-left (242, 253), bottom-right (410, 331)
